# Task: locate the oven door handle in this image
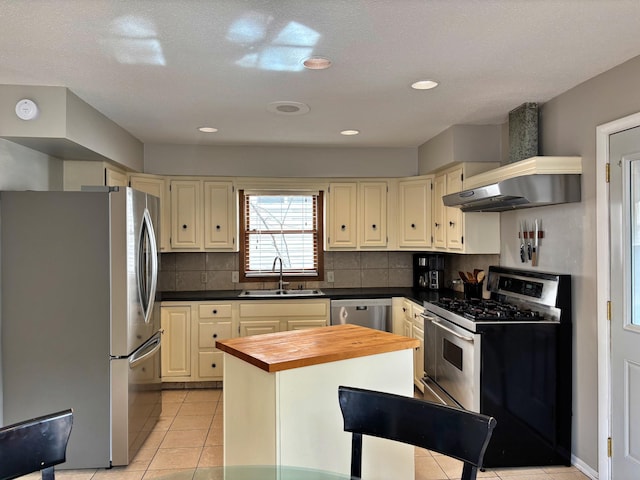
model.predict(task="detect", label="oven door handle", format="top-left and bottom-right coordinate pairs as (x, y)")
top-left (431, 319), bottom-right (475, 342)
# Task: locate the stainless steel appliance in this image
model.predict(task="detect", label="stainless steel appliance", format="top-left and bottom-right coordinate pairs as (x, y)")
top-left (0, 187), bottom-right (161, 469)
top-left (421, 266), bottom-right (572, 468)
top-left (330, 299), bottom-right (392, 332)
top-left (413, 253), bottom-right (444, 290)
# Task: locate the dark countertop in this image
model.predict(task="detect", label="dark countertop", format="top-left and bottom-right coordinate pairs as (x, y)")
top-left (159, 287), bottom-right (459, 305)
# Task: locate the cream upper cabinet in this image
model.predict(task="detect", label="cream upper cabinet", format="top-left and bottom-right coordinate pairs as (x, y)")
top-left (203, 181), bottom-right (236, 249)
top-left (105, 167), bottom-right (128, 187)
top-left (327, 182), bottom-right (357, 248)
top-left (169, 178), bottom-right (236, 251)
top-left (327, 181), bottom-right (388, 250)
top-left (445, 167), bottom-right (464, 250)
top-left (170, 179), bottom-right (201, 249)
top-left (432, 174), bottom-right (446, 249)
top-left (358, 181), bottom-right (387, 248)
top-left (129, 174), bottom-right (170, 252)
top-left (397, 176), bottom-right (433, 249)
top-left (431, 162), bottom-right (501, 254)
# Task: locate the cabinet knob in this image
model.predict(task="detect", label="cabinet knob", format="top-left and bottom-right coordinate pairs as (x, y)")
top-left (216, 225), bottom-right (221, 230)
top-left (411, 223), bottom-right (416, 229)
top-left (213, 309), bottom-right (217, 314)
top-left (182, 224), bottom-right (188, 229)
top-left (449, 221), bottom-right (455, 227)
top-left (341, 225), bottom-right (346, 230)
top-left (434, 222), bottom-right (440, 227)
top-left (372, 224), bottom-right (377, 229)
top-left (212, 333), bottom-right (218, 338)
top-left (211, 363), bottom-right (216, 368)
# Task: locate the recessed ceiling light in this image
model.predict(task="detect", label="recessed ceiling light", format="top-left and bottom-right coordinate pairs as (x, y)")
top-left (303, 56), bottom-right (332, 70)
top-left (198, 127), bottom-right (218, 133)
top-left (411, 80), bottom-right (439, 90)
top-left (340, 129), bottom-right (360, 136)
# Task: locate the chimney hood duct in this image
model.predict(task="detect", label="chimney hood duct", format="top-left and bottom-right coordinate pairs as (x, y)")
top-left (442, 156), bottom-right (582, 212)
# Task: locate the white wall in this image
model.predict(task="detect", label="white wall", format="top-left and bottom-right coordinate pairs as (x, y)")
top-left (0, 138), bottom-right (64, 423)
top-left (500, 54), bottom-right (640, 473)
top-left (144, 144), bottom-right (418, 177)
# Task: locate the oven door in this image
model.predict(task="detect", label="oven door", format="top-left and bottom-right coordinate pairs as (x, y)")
top-left (430, 315), bottom-right (481, 412)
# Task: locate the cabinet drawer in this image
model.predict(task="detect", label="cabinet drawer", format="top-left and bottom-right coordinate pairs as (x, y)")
top-left (287, 319), bottom-right (327, 331)
top-left (198, 351), bottom-right (224, 379)
top-left (239, 301), bottom-right (328, 318)
top-left (198, 304), bottom-right (232, 318)
top-left (199, 321), bottom-right (232, 348)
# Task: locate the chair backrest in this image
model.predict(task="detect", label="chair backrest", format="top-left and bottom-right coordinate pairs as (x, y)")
top-left (338, 386), bottom-right (496, 480)
top-left (0, 409), bottom-right (73, 480)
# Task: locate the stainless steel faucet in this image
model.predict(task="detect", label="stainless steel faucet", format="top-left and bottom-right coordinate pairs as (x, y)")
top-left (272, 256), bottom-right (285, 291)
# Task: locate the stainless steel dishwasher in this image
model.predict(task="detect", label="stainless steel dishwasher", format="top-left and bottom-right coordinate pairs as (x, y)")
top-left (330, 298), bottom-right (392, 332)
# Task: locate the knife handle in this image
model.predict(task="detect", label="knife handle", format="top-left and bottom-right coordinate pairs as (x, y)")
top-left (527, 242), bottom-right (532, 260)
top-left (531, 247), bottom-right (538, 266)
top-left (520, 244), bottom-right (526, 263)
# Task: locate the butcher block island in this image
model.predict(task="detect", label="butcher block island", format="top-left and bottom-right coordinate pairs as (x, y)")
top-left (216, 324), bottom-right (419, 480)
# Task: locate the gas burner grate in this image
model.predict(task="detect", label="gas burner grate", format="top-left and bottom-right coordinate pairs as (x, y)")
top-left (434, 297), bottom-right (544, 322)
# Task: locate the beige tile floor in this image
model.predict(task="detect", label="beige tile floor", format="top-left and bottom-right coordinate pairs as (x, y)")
top-left (45, 388), bottom-right (590, 480)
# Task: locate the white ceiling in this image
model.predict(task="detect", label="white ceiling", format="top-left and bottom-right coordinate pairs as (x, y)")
top-left (2, 0), bottom-right (640, 148)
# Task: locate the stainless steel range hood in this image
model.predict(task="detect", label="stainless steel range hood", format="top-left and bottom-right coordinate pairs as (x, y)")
top-left (442, 156), bottom-right (582, 212)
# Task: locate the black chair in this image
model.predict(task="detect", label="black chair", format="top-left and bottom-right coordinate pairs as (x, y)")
top-left (338, 386), bottom-right (496, 480)
top-left (0, 409), bottom-right (73, 480)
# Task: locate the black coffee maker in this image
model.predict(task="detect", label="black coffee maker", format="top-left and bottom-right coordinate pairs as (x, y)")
top-left (413, 254), bottom-right (444, 290)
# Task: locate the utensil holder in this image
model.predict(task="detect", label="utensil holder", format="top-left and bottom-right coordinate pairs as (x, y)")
top-left (464, 281), bottom-right (484, 300)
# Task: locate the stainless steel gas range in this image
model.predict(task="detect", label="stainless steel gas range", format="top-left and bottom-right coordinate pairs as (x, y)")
top-left (421, 266), bottom-right (572, 468)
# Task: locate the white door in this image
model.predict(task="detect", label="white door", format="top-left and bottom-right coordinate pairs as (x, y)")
top-left (609, 126), bottom-right (640, 478)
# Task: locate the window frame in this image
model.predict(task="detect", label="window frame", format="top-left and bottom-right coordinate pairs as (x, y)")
top-left (239, 189), bottom-right (324, 283)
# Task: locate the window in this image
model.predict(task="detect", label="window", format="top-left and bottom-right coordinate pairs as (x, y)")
top-left (239, 190), bottom-right (324, 282)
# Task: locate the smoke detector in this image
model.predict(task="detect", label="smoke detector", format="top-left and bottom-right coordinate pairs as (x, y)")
top-left (267, 101), bottom-right (310, 115)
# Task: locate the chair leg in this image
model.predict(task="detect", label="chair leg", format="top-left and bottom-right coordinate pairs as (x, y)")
top-left (41, 466), bottom-right (55, 480)
top-left (351, 432), bottom-right (363, 479)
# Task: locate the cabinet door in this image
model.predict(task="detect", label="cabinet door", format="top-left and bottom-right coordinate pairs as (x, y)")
top-left (105, 167), bottom-right (128, 187)
top-left (445, 168), bottom-right (464, 250)
top-left (327, 183), bottom-right (357, 248)
top-left (432, 174), bottom-right (447, 249)
top-left (161, 306), bottom-right (191, 378)
top-left (204, 181), bottom-right (236, 250)
top-left (359, 182), bottom-right (387, 247)
top-left (130, 175), bottom-right (170, 252)
top-left (171, 180), bottom-right (201, 249)
top-left (199, 321), bottom-right (232, 348)
top-left (239, 321), bottom-right (281, 337)
top-left (398, 178), bottom-right (432, 248)
top-left (413, 326), bottom-right (425, 393)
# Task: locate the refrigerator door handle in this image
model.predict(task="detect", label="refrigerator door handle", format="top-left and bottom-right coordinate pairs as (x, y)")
top-left (129, 332), bottom-right (161, 369)
top-left (137, 207), bottom-right (159, 324)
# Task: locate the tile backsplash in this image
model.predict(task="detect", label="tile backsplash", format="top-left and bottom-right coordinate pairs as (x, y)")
top-left (159, 251), bottom-right (415, 291)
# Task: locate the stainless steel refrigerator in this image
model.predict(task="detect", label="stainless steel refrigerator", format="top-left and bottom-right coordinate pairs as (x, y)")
top-left (0, 187), bottom-right (162, 469)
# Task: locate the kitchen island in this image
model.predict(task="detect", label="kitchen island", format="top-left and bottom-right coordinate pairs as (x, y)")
top-left (216, 324), bottom-right (419, 480)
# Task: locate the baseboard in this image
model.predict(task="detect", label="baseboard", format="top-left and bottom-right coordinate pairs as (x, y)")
top-left (571, 454), bottom-right (599, 480)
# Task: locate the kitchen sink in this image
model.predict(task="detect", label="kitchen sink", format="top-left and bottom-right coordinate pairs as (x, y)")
top-left (239, 289), bottom-right (324, 297)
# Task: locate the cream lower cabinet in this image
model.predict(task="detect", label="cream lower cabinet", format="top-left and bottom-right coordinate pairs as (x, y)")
top-left (238, 299), bottom-right (330, 336)
top-left (161, 299), bottom-right (329, 382)
top-left (197, 303), bottom-right (233, 380)
top-left (161, 305), bottom-right (192, 379)
top-left (399, 298), bottom-right (425, 393)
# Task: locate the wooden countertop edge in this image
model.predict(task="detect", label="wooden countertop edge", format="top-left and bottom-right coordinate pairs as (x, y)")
top-left (216, 325), bottom-right (419, 373)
